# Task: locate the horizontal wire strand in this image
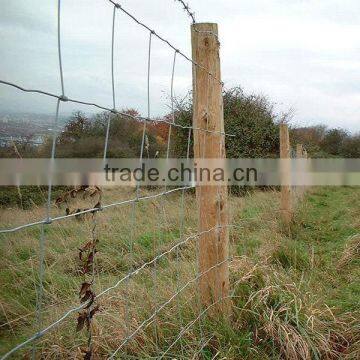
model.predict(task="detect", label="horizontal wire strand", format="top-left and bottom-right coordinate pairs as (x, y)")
top-left (0, 186), bottom-right (194, 234)
top-left (0, 80), bottom-right (234, 137)
top-left (0, 2), bottom-right (238, 359)
top-left (108, 257), bottom-right (230, 358)
top-left (1, 226), bottom-right (234, 360)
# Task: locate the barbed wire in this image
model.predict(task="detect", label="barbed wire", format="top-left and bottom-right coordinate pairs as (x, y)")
top-left (0, 27), bottom-right (233, 236)
top-left (106, 0), bottom-right (222, 84)
top-left (173, 0), bottom-right (196, 23)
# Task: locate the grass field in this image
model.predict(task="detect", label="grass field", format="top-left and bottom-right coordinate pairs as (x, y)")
top-left (0, 186), bottom-right (359, 359)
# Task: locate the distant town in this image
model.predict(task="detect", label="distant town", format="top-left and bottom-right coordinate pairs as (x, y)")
top-left (0, 113), bottom-right (70, 147)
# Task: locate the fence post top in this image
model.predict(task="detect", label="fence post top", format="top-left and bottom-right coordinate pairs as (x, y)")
top-left (191, 23), bottom-right (218, 31)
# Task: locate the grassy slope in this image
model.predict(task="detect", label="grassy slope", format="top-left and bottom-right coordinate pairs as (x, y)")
top-left (215, 187), bottom-right (359, 359)
top-left (292, 187), bottom-right (359, 312)
top-left (0, 187), bottom-right (359, 359)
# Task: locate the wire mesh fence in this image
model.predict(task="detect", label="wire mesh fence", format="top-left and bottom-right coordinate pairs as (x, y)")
top-left (0, 1), bottom-right (240, 359)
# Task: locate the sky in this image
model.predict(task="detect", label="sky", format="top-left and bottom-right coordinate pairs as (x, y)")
top-left (0, 0), bottom-right (359, 132)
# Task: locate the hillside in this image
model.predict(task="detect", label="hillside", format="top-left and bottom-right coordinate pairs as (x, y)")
top-left (0, 186), bottom-right (359, 358)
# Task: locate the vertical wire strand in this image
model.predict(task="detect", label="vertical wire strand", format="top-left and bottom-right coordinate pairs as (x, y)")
top-left (31, 224), bottom-right (45, 359)
top-left (159, 50), bottom-right (178, 278)
top-left (167, 48), bottom-right (186, 354)
top-left (149, 30), bottom-right (159, 350)
top-left (124, 200), bottom-right (136, 338)
top-left (143, 30), bottom-right (160, 348)
top-left (176, 127), bottom-right (192, 355)
top-left (136, 31), bottom-right (152, 199)
top-left (87, 212), bottom-right (98, 357)
top-left (166, 50), bottom-right (177, 159)
top-left (160, 49), bottom-right (178, 276)
top-left (147, 32), bottom-right (152, 121)
top-left (46, 99), bottom-right (61, 220)
top-left (35, 100), bottom-right (61, 357)
top-left (32, 1), bottom-right (65, 354)
top-left (111, 5), bottom-right (117, 110)
top-left (57, 0), bottom-right (65, 96)
top-left (32, 61), bottom-right (62, 357)
top-left (103, 114), bottom-right (112, 162)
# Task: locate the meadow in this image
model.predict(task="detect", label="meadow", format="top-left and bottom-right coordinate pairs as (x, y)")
top-left (0, 186), bottom-right (359, 359)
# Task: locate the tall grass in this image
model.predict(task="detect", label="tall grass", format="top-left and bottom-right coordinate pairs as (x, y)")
top-left (0, 187), bottom-right (359, 359)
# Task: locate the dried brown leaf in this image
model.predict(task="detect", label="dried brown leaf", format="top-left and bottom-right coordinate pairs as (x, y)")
top-left (55, 196), bottom-right (63, 206)
top-left (80, 289), bottom-right (94, 304)
top-left (89, 305), bottom-right (100, 319)
top-left (79, 282), bottom-right (92, 298)
top-left (76, 311), bottom-right (87, 332)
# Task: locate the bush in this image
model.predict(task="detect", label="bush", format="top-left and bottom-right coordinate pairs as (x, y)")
top-left (0, 186), bottom-right (68, 209)
top-left (171, 87), bottom-right (282, 159)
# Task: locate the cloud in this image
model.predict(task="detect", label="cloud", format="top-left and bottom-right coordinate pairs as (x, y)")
top-left (0, 0), bottom-right (359, 131)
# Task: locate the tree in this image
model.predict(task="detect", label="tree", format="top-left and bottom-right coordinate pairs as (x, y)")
top-left (321, 128), bottom-right (349, 156)
top-left (340, 134), bottom-right (360, 158)
top-left (40, 110), bottom-right (166, 158)
top-left (171, 87), bottom-right (282, 158)
top-left (290, 125), bottom-right (327, 157)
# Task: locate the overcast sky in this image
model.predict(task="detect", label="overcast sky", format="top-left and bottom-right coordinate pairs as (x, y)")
top-left (0, 0), bottom-right (359, 131)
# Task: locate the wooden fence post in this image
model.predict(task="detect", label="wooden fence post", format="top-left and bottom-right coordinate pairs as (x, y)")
top-left (280, 124), bottom-right (292, 225)
top-left (191, 23), bottom-right (230, 316)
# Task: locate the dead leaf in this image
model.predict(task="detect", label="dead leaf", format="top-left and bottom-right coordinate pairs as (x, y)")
top-left (55, 196), bottom-right (63, 207)
top-left (76, 311), bottom-right (87, 332)
top-left (89, 304), bottom-right (100, 319)
top-left (79, 282), bottom-right (92, 297)
top-left (80, 289), bottom-right (95, 304)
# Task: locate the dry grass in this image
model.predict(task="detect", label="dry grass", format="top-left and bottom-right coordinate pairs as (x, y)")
top-left (0, 186), bottom-right (359, 359)
top-left (337, 234), bottom-right (360, 269)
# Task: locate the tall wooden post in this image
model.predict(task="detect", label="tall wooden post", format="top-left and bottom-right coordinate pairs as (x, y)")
top-left (191, 23), bottom-right (229, 315)
top-left (280, 124), bottom-right (292, 225)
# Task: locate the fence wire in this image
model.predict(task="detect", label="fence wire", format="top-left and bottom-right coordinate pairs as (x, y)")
top-left (173, 0), bottom-right (196, 23)
top-left (0, 0), bottom-right (234, 359)
top-left (1, 225), bottom-right (236, 360)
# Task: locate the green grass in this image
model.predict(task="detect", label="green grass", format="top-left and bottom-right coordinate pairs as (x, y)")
top-left (291, 187), bottom-right (360, 313)
top-left (0, 187), bottom-right (359, 359)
